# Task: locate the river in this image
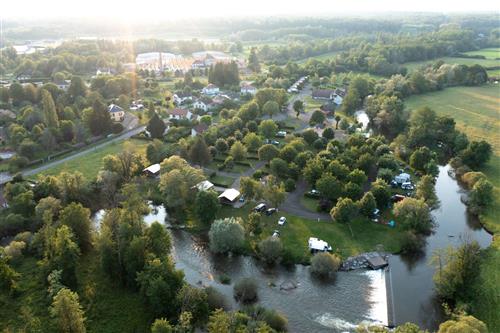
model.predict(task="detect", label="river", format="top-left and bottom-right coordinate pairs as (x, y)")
top-left (93, 166), bottom-right (491, 332)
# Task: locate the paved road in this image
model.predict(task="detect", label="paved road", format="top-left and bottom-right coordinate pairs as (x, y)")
top-left (0, 125), bottom-right (146, 185)
top-left (279, 179), bottom-right (331, 221)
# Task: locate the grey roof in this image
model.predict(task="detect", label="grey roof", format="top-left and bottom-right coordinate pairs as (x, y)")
top-left (312, 89), bottom-right (335, 99)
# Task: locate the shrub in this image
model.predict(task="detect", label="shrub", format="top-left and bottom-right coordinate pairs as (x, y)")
top-left (258, 237), bottom-right (283, 265)
top-left (111, 122), bottom-right (124, 134)
top-left (3, 240), bottom-right (26, 259)
top-left (233, 278), bottom-right (258, 303)
top-left (218, 274), bottom-right (231, 285)
top-left (262, 309), bottom-right (288, 332)
top-left (400, 231), bottom-right (426, 254)
top-left (284, 178), bottom-right (296, 192)
top-left (209, 217), bottom-right (245, 254)
top-left (310, 252), bottom-right (341, 278)
top-left (205, 286), bottom-right (228, 311)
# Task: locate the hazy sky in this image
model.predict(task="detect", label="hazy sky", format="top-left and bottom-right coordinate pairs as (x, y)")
top-left (2, 0), bottom-right (499, 19)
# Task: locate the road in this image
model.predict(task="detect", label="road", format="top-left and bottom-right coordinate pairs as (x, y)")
top-left (0, 124), bottom-right (146, 185)
top-left (279, 179), bottom-right (331, 221)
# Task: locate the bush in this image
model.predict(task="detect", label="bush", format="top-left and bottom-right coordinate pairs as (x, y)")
top-left (400, 231), bottom-right (425, 254)
top-left (258, 237), bottom-right (283, 265)
top-left (205, 286), bottom-right (228, 311)
top-left (234, 278), bottom-right (258, 303)
top-left (3, 240), bottom-right (26, 259)
top-left (209, 217), bottom-right (245, 254)
top-left (218, 274), bottom-right (231, 285)
top-left (310, 252), bottom-right (341, 278)
top-left (262, 309), bottom-right (288, 332)
top-left (111, 122), bottom-right (124, 134)
top-left (284, 178), bottom-right (296, 192)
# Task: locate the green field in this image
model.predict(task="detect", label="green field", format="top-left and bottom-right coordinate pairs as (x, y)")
top-left (404, 56), bottom-right (500, 73)
top-left (463, 48), bottom-right (500, 59)
top-left (298, 51), bottom-right (341, 63)
top-left (32, 139), bottom-right (149, 180)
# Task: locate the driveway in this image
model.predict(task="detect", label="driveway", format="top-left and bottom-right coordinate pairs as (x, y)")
top-left (0, 125), bottom-right (146, 185)
top-left (279, 179), bottom-right (331, 221)
top-left (122, 112), bottom-right (139, 130)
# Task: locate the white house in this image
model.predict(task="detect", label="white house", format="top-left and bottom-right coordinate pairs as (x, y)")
top-left (168, 108), bottom-right (193, 120)
top-left (193, 100), bottom-right (208, 112)
top-left (202, 84), bottom-right (220, 95)
top-left (108, 104), bottom-right (125, 122)
top-left (240, 83), bottom-right (257, 95)
top-left (191, 123), bottom-right (209, 137)
top-left (56, 80), bottom-right (71, 91)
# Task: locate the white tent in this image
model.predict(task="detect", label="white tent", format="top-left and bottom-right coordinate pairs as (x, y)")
top-left (195, 180), bottom-right (214, 191)
top-left (218, 188), bottom-right (240, 202)
top-left (143, 164), bottom-right (161, 176)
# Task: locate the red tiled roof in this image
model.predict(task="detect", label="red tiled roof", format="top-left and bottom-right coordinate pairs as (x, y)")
top-left (170, 108), bottom-right (189, 116)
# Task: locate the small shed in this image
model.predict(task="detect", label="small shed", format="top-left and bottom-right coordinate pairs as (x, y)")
top-left (218, 188), bottom-right (240, 204)
top-left (367, 256), bottom-right (388, 270)
top-left (195, 180), bottom-right (214, 191)
top-left (394, 173), bottom-right (411, 184)
top-left (143, 164), bottom-right (161, 177)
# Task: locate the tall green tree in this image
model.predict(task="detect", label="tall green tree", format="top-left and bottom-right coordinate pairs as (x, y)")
top-left (147, 113), bottom-right (166, 139)
top-left (59, 202), bottom-right (92, 252)
top-left (262, 100), bottom-right (280, 119)
top-left (41, 89), bottom-right (59, 128)
top-left (50, 288), bottom-right (86, 333)
top-left (248, 47), bottom-right (261, 73)
top-left (189, 136), bottom-right (212, 166)
top-left (194, 190), bottom-right (220, 225)
top-left (330, 197), bottom-right (358, 223)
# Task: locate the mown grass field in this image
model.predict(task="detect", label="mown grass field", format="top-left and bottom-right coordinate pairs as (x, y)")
top-left (297, 51), bottom-right (341, 63)
top-left (404, 54), bottom-right (500, 75)
top-left (32, 139), bottom-right (149, 180)
top-left (218, 205), bottom-right (403, 264)
top-left (405, 84), bottom-right (500, 330)
top-left (463, 48), bottom-right (500, 59)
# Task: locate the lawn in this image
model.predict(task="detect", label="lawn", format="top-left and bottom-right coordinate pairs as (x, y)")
top-left (209, 174), bottom-right (235, 187)
top-left (297, 51), bottom-right (341, 63)
top-left (404, 56), bottom-right (500, 72)
top-left (32, 139), bottom-right (149, 180)
top-left (303, 96), bottom-right (324, 112)
top-left (463, 48), bottom-right (500, 60)
top-left (218, 205), bottom-right (403, 264)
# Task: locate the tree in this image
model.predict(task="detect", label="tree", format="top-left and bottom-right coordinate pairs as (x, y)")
top-left (258, 144), bottom-right (279, 162)
top-left (147, 139), bottom-right (169, 164)
top-left (358, 192), bottom-right (377, 218)
top-left (9, 83), bottom-right (25, 106)
top-left (229, 141), bottom-right (247, 161)
top-left (460, 140), bottom-right (492, 169)
top-left (437, 315), bottom-right (488, 333)
top-left (309, 110), bottom-right (326, 126)
top-left (176, 285), bottom-right (209, 326)
top-left (316, 173), bottom-right (343, 202)
top-left (330, 197), bottom-right (358, 223)
top-left (59, 202), bottom-right (92, 252)
top-left (68, 76), bottom-right (87, 101)
top-left (394, 198), bottom-right (434, 235)
top-left (334, 115), bottom-right (341, 129)
top-left (348, 169), bottom-right (367, 186)
top-left (468, 178), bottom-right (493, 215)
top-left (194, 190), bottom-right (220, 225)
top-left (207, 309), bottom-right (231, 333)
top-left (0, 248), bottom-right (19, 293)
top-left (269, 158), bottom-right (289, 179)
top-left (303, 157), bottom-right (324, 186)
top-left (302, 129), bottom-right (319, 145)
top-left (293, 100), bottom-right (304, 118)
top-left (409, 147), bottom-right (434, 173)
top-left (50, 288), bottom-right (86, 333)
top-left (264, 181), bottom-right (287, 208)
top-left (262, 100), bottom-right (280, 119)
top-left (240, 177), bottom-right (263, 201)
top-left (147, 113), bottom-right (166, 139)
top-left (103, 142), bottom-right (143, 182)
top-left (258, 237), bottom-right (283, 265)
top-left (238, 101), bottom-right (259, 122)
top-left (45, 225), bottom-right (81, 287)
top-left (215, 138), bottom-right (228, 154)
top-left (189, 136), bottom-right (212, 166)
top-left (209, 217), bottom-right (245, 254)
top-left (243, 132), bottom-right (263, 152)
top-left (136, 257), bottom-right (184, 317)
top-left (145, 222), bottom-right (172, 258)
top-left (60, 120), bottom-right (75, 142)
top-left (310, 253), bottom-right (341, 278)
top-left (322, 127), bottom-right (335, 140)
top-left (151, 318), bottom-right (174, 333)
top-left (415, 175), bottom-right (438, 208)
top-left (248, 47), bottom-right (261, 73)
top-left (432, 237), bottom-right (481, 302)
top-left (258, 119), bottom-right (278, 139)
top-left (41, 89), bottom-right (59, 128)
top-left (371, 179), bottom-right (391, 209)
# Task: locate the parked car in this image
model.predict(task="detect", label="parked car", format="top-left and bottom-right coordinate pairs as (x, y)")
top-left (265, 208), bottom-right (277, 216)
top-left (390, 180), bottom-right (398, 188)
top-left (239, 196), bottom-right (245, 202)
top-left (272, 230), bottom-right (280, 238)
top-left (254, 203), bottom-right (267, 212)
top-left (401, 182), bottom-right (414, 190)
top-left (391, 194), bottom-right (406, 202)
top-left (308, 189), bottom-right (320, 197)
top-left (278, 216), bottom-right (287, 225)
top-left (276, 130), bottom-right (287, 138)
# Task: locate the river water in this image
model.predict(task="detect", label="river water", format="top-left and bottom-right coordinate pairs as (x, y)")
top-left (93, 165), bottom-right (491, 332)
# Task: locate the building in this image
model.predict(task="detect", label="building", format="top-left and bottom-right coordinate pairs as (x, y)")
top-left (96, 68), bottom-right (113, 76)
top-left (56, 80), bottom-right (71, 91)
top-left (312, 89), bottom-right (335, 100)
top-left (193, 100), bottom-right (208, 112)
top-left (191, 123), bottom-right (209, 137)
top-left (240, 83), bottom-right (257, 95)
top-left (143, 164), bottom-right (161, 177)
top-left (108, 104), bottom-right (125, 122)
top-left (168, 108), bottom-right (193, 120)
top-left (218, 188), bottom-right (241, 204)
top-left (202, 84), bottom-right (220, 95)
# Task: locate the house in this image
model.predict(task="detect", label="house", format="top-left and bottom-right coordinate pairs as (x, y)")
top-left (55, 80), bottom-right (71, 91)
top-left (191, 123), bottom-right (209, 137)
top-left (240, 83), bottom-right (257, 95)
top-left (218, 188), bottom-right (241, 204)
top-left (143, 164), bottom-right (161, 177)
top-left (194, 180), bottom-right (214, 191)
top-left (308, 237), bottom-right (332, 253)
top-left (96, 68), bottom-right (112, 76)
top-left (168, 108), bottom-right (193, 120)
top-left (202, 84), bottom-right (220, 95)
top-left (394, 172), bottom-right (411, 184)
top-left (191, 59), bottom-right (206, 69)
top-left (193, 100), bottom-right (208, 112)
top-left (108, 104), bottom-right (125, 122)
top-left (312, 89), bottom-right (335, 100)
top-left (173, 93), bottom-right (193, 106)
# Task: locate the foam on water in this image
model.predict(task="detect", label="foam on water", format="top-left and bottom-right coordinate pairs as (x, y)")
top-left (364, 269), bottom-right (388, 325)
top-left (314, 313), bottom-right (357, 331)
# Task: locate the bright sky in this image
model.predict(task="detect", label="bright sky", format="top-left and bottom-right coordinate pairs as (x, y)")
top-left (2, 0), bottom-right (499, 19)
